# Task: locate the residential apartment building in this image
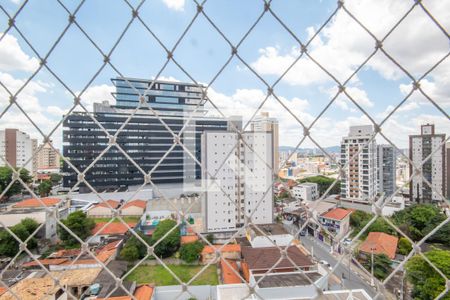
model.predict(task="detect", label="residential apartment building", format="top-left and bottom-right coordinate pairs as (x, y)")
top-left (377, 144), bottom-right (396, 197)
top-left (409, 124), bottom-right (446, 203)
top-left (0, 128), bottom-right (37, 174)
top-left (63, 78), bottom-right (238, 192)
top-left (340, 125), bottom-right (377, 202)
top-left (292, 183), bottom-right (318, 201)
top-left (447, 142), bottom-right (450, 199)
top-left (201, 131), bottom-right (273, 232)
top-left (37, 141), bottom-right (60, 170)
top-left (250, 112), bottom-right (279, 173)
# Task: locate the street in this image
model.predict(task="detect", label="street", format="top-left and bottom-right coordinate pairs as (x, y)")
top-left (300, 235), bottom-right (379, 298)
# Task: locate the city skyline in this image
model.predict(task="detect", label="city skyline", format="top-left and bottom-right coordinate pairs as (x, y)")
top-left (0, 0), bottom-right (448, 150)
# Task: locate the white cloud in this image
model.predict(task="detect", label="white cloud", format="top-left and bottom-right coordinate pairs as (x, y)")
top-left (77, 84), bottom-right (115, 111)
top-left (162, 0), bottom-right (185, 11)
top-left (328, 86), bottom-right (374, 111)
top-left (251, 0), bottom-right (450, 86)
top-left (47, 106), bottom-right (68, 117)
top-left (0, 33), bottom-right (39, 72)
top-left (9, 0), bottom-right (20, 4)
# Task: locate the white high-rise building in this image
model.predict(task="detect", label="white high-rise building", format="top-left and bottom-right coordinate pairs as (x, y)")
top-left (201, 131), bottom-right (273, 232)
top-left (0, 129), bottom-right (37, 174)
top-left (251, 112), bottom-right (279, 173)
top-left (340, 125), bottom-right (377, 202)
top-left (409, 124), bottom-right (446, 204)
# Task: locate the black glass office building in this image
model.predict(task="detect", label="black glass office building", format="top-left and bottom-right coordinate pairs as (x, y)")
top-left (63, 78), bottom-right (239, 192)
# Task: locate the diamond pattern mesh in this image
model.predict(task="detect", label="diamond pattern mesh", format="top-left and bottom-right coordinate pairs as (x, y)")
top-left (0, 0), bottom-right (449, 299)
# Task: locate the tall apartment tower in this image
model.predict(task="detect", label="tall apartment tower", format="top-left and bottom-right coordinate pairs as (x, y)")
top-left (202, 131), bottom-right (273, 232)
top-left (250, 112), bottom-right (279, 173)
top-left (377, 144), bottom-right (396, 197)
top-left (409, 124), bottom-right (446, 204)
top-left (37, 141), bottom-right (60, 170)
top-left (0, 128), bottom-right (37, 174)
top-left (63, 78), bottom-right (238, 192)
top-left (340, 125), bottom-right (377, 202)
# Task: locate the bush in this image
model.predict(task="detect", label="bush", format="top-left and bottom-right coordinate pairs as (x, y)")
top-left (180, 241), bottom-right (204, 263)
top-left (151, 219), bottom-right (180, 258)
top-left (0, 219), bottom-right (39, 257)
top-left (120, 231), bottom-right (152, 261)
top-left (362, 253), bottom-right (392, 280)
top-left (120, 245), bottom-right (140, 261)
top-left (58, 211), bottom-right (95, 246)
top-left (397, 237), bottom-right (412, 255)
top-left (297, 175), bottom-right (340, 196)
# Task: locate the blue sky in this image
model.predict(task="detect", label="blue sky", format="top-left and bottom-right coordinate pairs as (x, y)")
top-left (0, 0), bottom-right (448, 150)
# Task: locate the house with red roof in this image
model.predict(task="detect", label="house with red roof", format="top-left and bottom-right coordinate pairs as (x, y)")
top-left (359, 232), bottom-right (399, 260)
top-left (11, 197), bottom-right (62, 209)
top-left (318, 207), bottom-right (352, 242)
top-left (87, 200), bottom-right (121, 217)
top-left (120, 200), bottom-right (147, 217)
top-left (201, 244), bottom-right (241, 264)
top-left (89, 222), bottom-right (137, 244)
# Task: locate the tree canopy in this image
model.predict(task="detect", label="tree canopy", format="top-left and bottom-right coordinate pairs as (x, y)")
top-left (120, 231), bottom-right (152, 261)
top-left (180, 241), bottom-right (204, 263)
top-left (151, 219), bottom-right (180, 258)
top-left (297, 175), bottom-right (340, 196)
top-left (362, 253), bottom-right (392, 280)
top-left (0, 218), bottom-right (39, 257)
top-left (38, 180), bottom-right (52, 197)
top-left (0, 167), bottom-right (32, 198)
top-left (405, 249), bottom-right (450, 300)
top-left (58, 211), bottom-right (95, 246)
top-left (392, 204), bottom-right (449, 244)
top-left (350, 210), bottom-right (396, 238)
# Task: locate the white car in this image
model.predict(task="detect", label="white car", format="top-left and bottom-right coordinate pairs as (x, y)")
top-left (319, 260), bottom-right (332, 270)
top-left (343, 238), bottom-right (352, 245)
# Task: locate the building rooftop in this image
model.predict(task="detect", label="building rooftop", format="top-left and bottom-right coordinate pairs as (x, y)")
top-left (22, 258), bottom-right (68, 268)
top-left (92, 222), bottom-right (137, 235)
top-left (0, 268), bottom-right (101, 300)
top-left (241, 246), bottom-right (314, 271)
top-left (121, 200), bottom-right (146, 209)
top-left (249, 223), bottom-right (289, 236)
top-left (359, 232), bottom-right (399, 259)
top-left (180, 235), bottom-right (199, 244)
top-left (12, 197), bottom-right (61, 208)
top-left (221, 259), bottom-right (242, 284)
top-left (320, 208), bottom-right (352, 221)
top-left (202, 244), bottom-right (241, 255)
top-left (91, 199), bottom-right (121, 209)
top-left (254, 272), bottom-right (322, 288)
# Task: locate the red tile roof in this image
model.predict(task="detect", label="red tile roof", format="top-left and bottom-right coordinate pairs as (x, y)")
top-left (181, 235), bottom-right (199, 244)
top-left (50, 248), bottom-right (81, 258)
top-left (134, 284), bottom-right (154, 300)
top-left (13, 197), bottom-right (61, 208)
top-left (359, 232), bottom-right (399, 259)
top-left (241, 246), bottom-right (314, 271)
top-left (96, 240), bottom-right (122, 254)
top-left (221, 259), bottom-right (242, 284)
top-left (22, 258), bottom-right (68, 268)
top-left (202, 244), bottom-right (241, 255)
top-left (321, 208), bottom-right (352, 220)
top-left (121, 200), bottom-right (146, 209)
top-left (92, 200), bottom-right (120, 209)
top-left (0, 287), bottom-right (6, 296)
top-left (92, 222), bottom-right (136, 235)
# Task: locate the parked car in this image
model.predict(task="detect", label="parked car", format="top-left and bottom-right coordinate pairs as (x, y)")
top-left (319, 260), bottom-right (332, 270)
top-left (343, 238), bottom-right (352, 245)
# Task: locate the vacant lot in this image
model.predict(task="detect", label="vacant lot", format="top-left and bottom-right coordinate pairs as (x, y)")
top-left (126, 264), bottom-right (218, 286)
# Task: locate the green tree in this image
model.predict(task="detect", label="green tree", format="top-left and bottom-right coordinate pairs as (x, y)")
top-left (151, 219), bottom-right (180, 258)
top-left (38, 180), bottom-right (52, 197)
top-left (405, 249), bottom-right (450, 300)
top-left (50, 173), bottom-right (62, 184)
top-left (179, 241), bottom-right (204, 263)
top-left (120, 244), bottom-right (140, 261)
top-left (397, 237), bottom-right (412, 255)
top-left (365, 218), bottom-right (396, 238)
top-left (0, 167), bottom-right (33, 199)
top-left (0, 220), bottom-right (38, 257)
top-left (120, 231), bottom-right (152, 261)
top-left (20, 218), bottom-right (40, 234)
top-left (362, 253), bottom-right (392, 280)
top-left (298, 175), bottom-right (340, 196)
top-left (392, 204), bottom-right (448, 243)
top-left (58, 211), bottom-right (95, 246)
